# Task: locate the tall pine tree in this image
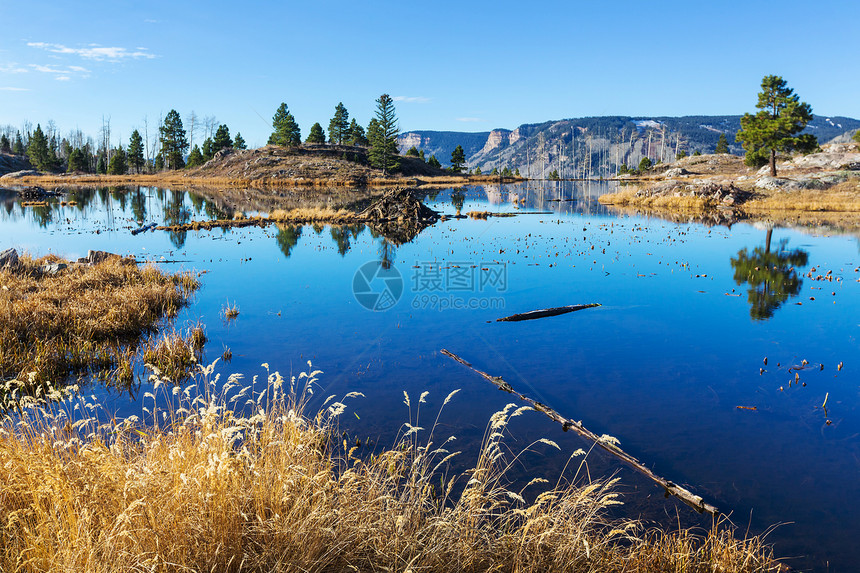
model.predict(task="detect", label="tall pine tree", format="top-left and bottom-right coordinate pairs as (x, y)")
top-left (213, 124), bottom-right (233, 152)
top-left (736, 75), bottom-right (816, 176)
top-left (269, 103), bottom-right (301, 147)
top-left (233, 132), bottom-right (247, 149)
top-left (159, 109), bottom-right (189, 169)
top-left (450, 144), bottom-right (466, 173)
top-left (328, 102), bottom-right (350, 144)
top-left (715, 133), bottom-right (729, 154)
top-left (26, 124), bottom-right (56, 172)
top-left (128, 130), bottom-right (145, 173)
top-left (368, 94), bottom-right (399, 175)
top-left (348, 119), bottom-right (368, 146)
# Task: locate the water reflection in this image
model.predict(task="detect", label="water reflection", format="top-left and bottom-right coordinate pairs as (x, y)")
top-left (730, 228), bottom-right (809, 320)
top-left (275, 224), bottom-right (303, 258)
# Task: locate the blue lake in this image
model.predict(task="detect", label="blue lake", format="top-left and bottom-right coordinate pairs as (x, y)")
top-left (1, 182), bottom-right (858, 572)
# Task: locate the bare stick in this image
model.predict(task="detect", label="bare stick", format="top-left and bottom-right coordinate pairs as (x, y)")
top-left (496, 303), bottom-right (600, 322)
top-left (441, 348), bottom-right (719, 515)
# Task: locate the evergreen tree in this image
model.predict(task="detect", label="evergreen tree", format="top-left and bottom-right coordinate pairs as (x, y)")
top-left (368, 94), bottom-right (399, 175)
top-left (233, 132), bottom-right (247, 149)
top-left (306, 122), bottom-right (326, 144)
top-left (736, 75), bottom-right (816, 176)
top-left (212, 124), bottom-right (233, 152)
top-left (108, 147), bottom-right (127, 175)
top-left (419, 149), bottom-right (425, 162)
top-left (154, 153), bottom-right (164, 171)
top-left (328, 102), bottom-right (350, 144)
top-left (12, 131), bottom-right (25, 155)
top-left (0, 134), bottom-right (9, 153)
top-left (186, 145), bottom-right (205, 168)
top-left (405, 146), bottom-right (420, 157)
top-left (638, 157), bottom-right (653, 171)
top-left (97, 152), bottom-right (108, 174)
top-left (715, 133), bottom-right (729, 154)
top-left (853, 130), bottom-right (860, 143)
top-left (67, 148), bottom-right (88, 173)
top-left (427, 155), bottom-right (441, 168)
top-left (202, 137), bottom-right (214, 160)
top-left (26, 124), bottom-right (56, 172)
top-left (474, 166), bottom-right (481, 175)
top-left (128, 130), bottom-right (145, 173)
top-left (269, 103), bottom-right (301, 147)
top-left (450, 144), bottom-right (466, 173)
top-left (676, 150), bottom-right (687, 160)
top-left (348, 119), bottom-right (368, 146)
top-left (159, 109), bottom-right (189, 169)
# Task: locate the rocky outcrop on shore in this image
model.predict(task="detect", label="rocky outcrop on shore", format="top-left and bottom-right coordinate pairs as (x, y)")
top-left (633, 179), bottom-right (753, 206)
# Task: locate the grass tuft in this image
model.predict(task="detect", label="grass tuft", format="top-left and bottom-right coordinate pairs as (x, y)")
top-left (0, 364), bottom-right (781, 572)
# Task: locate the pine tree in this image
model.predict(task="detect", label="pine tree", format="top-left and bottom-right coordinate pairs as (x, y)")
top-left (26, 124), bottom-right (56, 172)
top-left (427, 155), bottom-right (441, 168)
top-left (202, 137), bottom-right (214, 160)
top-left (154, 153), bottom-right (164, 171)
top-left (715, 133), bottom-right (729, 154)
top-left (12, 131), bottom-right (25, 155)
top-left (406, 146), bottom-right (420, 157)
top-left (159, 109), bottom-right (189, 169)
top-left (108, 147), bottom-right (127, 175)
top-left (97, 152), bottom-right (108, 174)
top-left (348, 119), bottom-right (368, 146)
top-left (328, 102), bottom-right (350, 144)
top-left (736, 75), bottom-right (816, 176)
top-left (450, 144), bottom-right (466, 173)
top-left (306, 122), bottom-right (326, 144)
top-left (128, 130), bottom-right (145, 173)
top-left (419, 149), bottom-right (425, 162)
top-left (67, 148), bottom-right (88, 173)
top-left (269, 103), bottom-right (301, 147)
top-left (213, 124), bottom-right (233, 152)
top-left (0, 134), bottom-right (9, 153)
top-left (368, 94), bottom-right (399, 175)
top-left (233, 132), bottom-right (247, 149)
top-left (186, 145), bottom-right (205, 168)
top-left (853, 130), bottom-right (860, 143)
top-left (638, 157), bottom-right (653, 171)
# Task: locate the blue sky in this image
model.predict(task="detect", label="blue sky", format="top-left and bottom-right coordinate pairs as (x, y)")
top-left (1, 0), bottom-right (858, 148)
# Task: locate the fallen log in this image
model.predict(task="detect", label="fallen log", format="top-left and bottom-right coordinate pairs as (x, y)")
top-left (496, 303), bottom-right (601, 322)
top-left (131, 222), bottom-right (157, 235)
top-left (440, 348), bottom-right (719, 516)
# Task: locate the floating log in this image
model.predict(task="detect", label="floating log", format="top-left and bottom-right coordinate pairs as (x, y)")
top-left (131, 222), bottom-right (157, 235)
top-left (441, 348), bottom-right (719, 516)
top-left (496, 303), bottom-right (601, 322)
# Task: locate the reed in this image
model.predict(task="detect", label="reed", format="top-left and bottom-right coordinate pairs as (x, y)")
top-left (0, 362), bottom-right (780, 572)
top-left (0, 253), bottom-right (198, 387)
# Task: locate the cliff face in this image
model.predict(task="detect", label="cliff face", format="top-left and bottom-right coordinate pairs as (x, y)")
top-left (401, 115), bottom-right (860, 177)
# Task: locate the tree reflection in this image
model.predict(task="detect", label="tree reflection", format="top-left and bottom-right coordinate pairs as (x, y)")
top-left (131, 188), bottom-right (146, 223)
top-left (330, 224), bottom-right (364, 256)
top-left (164, 190), bottom-right (190, 249)
top-left (730, 229), bottom-right (809, 320)
top-left (276, 224), bottom-right (303, 258)
top-left (451, 189), bottom-right (466, 216)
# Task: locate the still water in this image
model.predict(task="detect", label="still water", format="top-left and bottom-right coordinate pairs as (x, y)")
top-left (1, 182), bottom-right (858, 571)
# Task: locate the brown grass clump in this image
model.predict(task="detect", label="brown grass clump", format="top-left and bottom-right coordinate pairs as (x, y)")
top-left (141, 324), bottom-right (206, 382)
top-left (744, 179), bottom-right (860, 212)
top-left (598, 189), bottom-right (713, 211)
top-left (0, 364), bottom-right (781, 572)
top-left (268, 206), bottom-right (354, 223)
top-left (0, 253), bottom-right (199, 386)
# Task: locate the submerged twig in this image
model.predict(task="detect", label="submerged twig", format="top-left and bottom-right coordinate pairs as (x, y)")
top-left (441, 348), bottom-right (720, 516)
top-left (496, 303), bottom-right (601, 322)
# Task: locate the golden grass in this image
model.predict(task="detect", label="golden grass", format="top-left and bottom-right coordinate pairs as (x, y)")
top-left (0, 363), bottom-right (780, 572)
top-left (140, 324), bottom-right (206, 382)
top-left (268, 206), bottom-right (355, 223)
top-left (0, 254), bottom-right (199, 386)
top-left (744, 180), bottom-right (860, 212)
top-left (467, 211), bottom-right (519, 220)
top-left (598, 189), bottom-right (712, 211)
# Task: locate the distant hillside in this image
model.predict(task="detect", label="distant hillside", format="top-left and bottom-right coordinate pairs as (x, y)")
top-left (399, 115), bottom-right (860, 178)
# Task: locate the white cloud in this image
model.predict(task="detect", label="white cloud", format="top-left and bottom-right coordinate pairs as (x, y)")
top-left (0, 87), bottom-right (29, 91)
top-left (29, 63), bottom-right (90, 80)
top-left (456, 117), bottom-right (484, 123)
top-left (0, 63), bottom-right (28, 74)
top-left (393, 96), bottom-right (431, 103)
top-left (27, 42), bottom-right (156, 61)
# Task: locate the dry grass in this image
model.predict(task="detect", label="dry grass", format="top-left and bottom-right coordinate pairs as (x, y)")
top-left (0, 363), bottom-right (780, 572)
top-left (0, 254), bottom-right (199, 387)
top-left (223, 300), bottom-right (240, 320)
top-left (467, 211), bottom-right (519, 220)
top-left (598, 189), bottom-right (713, 211)
top-left (140, 324), bottom-right (206, 382)
top-left (744, 179), bottom-right (860, 212)
top-left (268, 206), bottom-right (355, 223)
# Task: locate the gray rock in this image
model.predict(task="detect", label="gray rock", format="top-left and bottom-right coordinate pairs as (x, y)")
top-left (0, 170), bottom-right (40, 180)
top-left (664, 167), bottom-right (689, 177)
top-left (40, 262), bottom-right (67, 274)
top-left (87, 250), bottom-right (117, 264)
top-left (0, 248), bottom-right (19, 269)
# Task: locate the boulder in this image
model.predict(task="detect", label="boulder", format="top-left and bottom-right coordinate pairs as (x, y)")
top-left (0, 248), bottom-right (19, 269)
top-left (87, 250), bottom-right (120, 264)
top-left (0, 170), bottom-right (40, 180)
top-left (40, 262), bottom-right (67, 274)
top-left (664, 167), bottom-right (689, 177)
